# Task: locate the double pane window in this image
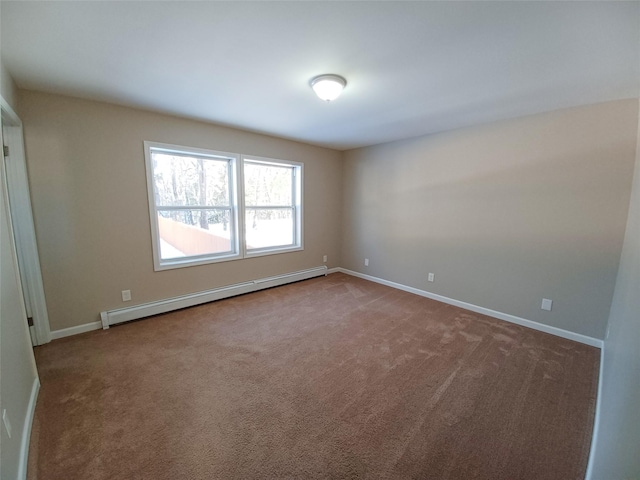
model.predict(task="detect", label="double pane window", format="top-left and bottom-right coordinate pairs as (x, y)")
top-left (145, 142), bottom-right (302, 271)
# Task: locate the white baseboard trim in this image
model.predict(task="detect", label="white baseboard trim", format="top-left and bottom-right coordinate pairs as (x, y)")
top-left (335, 268), bottom-right (603, 348)
top-left (17, 377), bottom-right (40, 480)
top-left (50, 320), bottom-right (102, 340)
top-left (100, 266), bottom-right (328, 329)
top-left (585, 345), bottom-right (605, 480)
top-left (52, 265), bottom-right (603, 350)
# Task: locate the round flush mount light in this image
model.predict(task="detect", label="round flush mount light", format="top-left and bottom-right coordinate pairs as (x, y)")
top-left (310, 74), bottom-right (347, 102)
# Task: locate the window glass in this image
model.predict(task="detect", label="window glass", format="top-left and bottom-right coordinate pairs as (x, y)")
top-left (245, 209), bottom-right (294, 250)
top-left (244, 160), bottom-right (301, 253)
top-left (152, 153), bottom-right (230, 207)
top-left (244, 163), bottom-right (292, 206)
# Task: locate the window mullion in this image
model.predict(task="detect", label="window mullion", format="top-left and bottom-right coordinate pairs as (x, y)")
top-left (230, 156), bottom-right (240, 257)
top-left (238, 156), bottom-right (247, 259)
top-left (291, 168), bottom-right (296, 244)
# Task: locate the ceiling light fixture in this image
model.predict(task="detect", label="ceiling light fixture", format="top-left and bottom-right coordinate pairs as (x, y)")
top-left (310, 74), bottom-right (347, 102)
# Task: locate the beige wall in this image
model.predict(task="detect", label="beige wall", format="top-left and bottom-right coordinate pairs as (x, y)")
top-left (16, 89), bottom-right (639, 340)
top-left (18, 90), bottom-right (343, 331)
top-left (342, 100), bottom-right (638, 339)
top-left (587, 100), bottom-right (640, 478)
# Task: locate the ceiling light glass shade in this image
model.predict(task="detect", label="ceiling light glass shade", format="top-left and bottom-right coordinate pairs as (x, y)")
top-left (310, 74), bottom-right (347, 102)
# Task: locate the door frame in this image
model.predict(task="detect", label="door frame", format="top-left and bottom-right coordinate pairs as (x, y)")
top-left (1, 95), bottom-right (51, 345)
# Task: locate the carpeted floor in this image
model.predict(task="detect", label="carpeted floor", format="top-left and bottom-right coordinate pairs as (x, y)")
top-left (27, 273), bottom-right (599, 480)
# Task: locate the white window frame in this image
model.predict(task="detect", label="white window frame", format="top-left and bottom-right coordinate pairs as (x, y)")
top-left (241, 155), bottom-right (304, 258)
top-left (144, 141), bottom-right (241, 271)
top-left (144, 143), bottom-right (304, 271)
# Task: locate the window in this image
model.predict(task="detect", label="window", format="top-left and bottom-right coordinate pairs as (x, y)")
top-left (243, 157), bottom-right (302, 256)
top-left (144, 142), bottom-right (240, 270)
top-left (144, 142), bottom-right (302, 270)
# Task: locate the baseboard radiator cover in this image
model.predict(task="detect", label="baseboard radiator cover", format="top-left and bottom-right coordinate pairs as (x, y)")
top-left (100, 266), bottom-right (327, 329)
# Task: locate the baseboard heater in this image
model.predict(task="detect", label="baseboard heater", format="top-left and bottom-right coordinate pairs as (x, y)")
top-left (100, 265), bottom-right (327, 329)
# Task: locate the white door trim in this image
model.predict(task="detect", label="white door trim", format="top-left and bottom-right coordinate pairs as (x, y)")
top-left (1, 95), bottom-right (51, 345)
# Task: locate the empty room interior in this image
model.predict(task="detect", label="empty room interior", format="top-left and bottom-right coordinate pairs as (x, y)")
top-left (1, 2), bottom-right (639, 479)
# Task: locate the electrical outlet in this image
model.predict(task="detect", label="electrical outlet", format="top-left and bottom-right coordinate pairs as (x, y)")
top-left (364, 258), bottom-right (369, 267)
top-left (3, 409), bottom-right (12, 438)
top-left (428, 273), bottom-right (435, 282)
top-left (122, 290), bottom-right (132, 302)
top-left (323, 255), bottom-right (327, 263)
top-left (541, 298), bottom-right (553, 311)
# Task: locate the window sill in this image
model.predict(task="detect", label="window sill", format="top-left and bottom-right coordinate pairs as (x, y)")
top-left (154, 252), bottom-right (242, 271)
top-left (244, 245), bottom-right (304, 259)
top-left (153, 245), bottom-right (304, 271)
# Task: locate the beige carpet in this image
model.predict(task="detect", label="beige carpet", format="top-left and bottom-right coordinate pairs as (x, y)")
top-left (28, 273), bottom-right (599, 479)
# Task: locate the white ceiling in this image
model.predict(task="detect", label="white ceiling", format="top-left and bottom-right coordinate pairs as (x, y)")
top-left (1, 1), bottom-right (639, 150)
